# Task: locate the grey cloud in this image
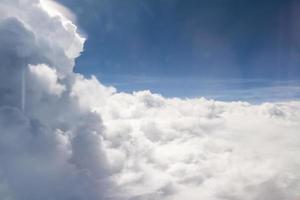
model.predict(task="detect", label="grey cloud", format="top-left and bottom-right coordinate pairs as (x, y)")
top-left (0, 1), bottom-right (112, 200)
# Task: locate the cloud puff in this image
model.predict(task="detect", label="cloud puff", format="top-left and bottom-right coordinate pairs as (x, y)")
top-left (0, 1), bottom-right (300, 200)
top-left (29, 64), bottom-right (66, 96)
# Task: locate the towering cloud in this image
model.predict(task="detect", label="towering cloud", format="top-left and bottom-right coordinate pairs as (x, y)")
top-left (0, 1), bottom-right (111, 199)
top-left (0, 1), bottom-right (300, 200)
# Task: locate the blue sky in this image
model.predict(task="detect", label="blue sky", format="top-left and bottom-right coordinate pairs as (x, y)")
top-left (59, 0), bottom-right (300, 101)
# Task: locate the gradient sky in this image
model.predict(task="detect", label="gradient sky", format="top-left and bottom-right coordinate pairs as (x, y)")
top-left (59, 0), bottom-right (300, 101)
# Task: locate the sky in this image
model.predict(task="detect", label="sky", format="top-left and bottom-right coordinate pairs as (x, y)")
top-left (0, 1), bottom-right (300, 200)
top-left (58, 0), bottom-right (300, 101)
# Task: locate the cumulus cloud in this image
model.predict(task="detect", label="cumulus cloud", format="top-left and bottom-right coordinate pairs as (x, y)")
top-left (0, 1), bottom-right (111, 199)
top-left (0, 1), bottom-right (300, 200)
top-left (96, 92), bottom-right (300, 200)
top-left (29, 64), bottom-right (66, 96)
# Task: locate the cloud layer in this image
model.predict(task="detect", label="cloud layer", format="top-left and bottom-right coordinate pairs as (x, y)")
top-left (0, 1), bottom-right (300, 200)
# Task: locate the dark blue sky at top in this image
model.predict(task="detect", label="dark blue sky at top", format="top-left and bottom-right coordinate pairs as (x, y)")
top-left (59, 0), bottom-right (300, 100)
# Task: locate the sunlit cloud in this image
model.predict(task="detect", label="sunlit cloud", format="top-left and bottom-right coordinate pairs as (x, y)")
top-left (40, 0), bottom-right (76, 22)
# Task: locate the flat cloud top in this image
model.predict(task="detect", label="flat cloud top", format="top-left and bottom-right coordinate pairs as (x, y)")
top-left (0, 1), bottom-right (300, 200)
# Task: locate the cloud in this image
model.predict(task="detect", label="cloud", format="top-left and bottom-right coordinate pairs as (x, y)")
top-left (98, 93), bottom-right (300, 200)
top-left (29, 64), bottom-right (66, 96)
top-left (0, 1), bottom-right (300, 200)
top-left (0, 1), bottom-right (111, 199)
top-left (40, 0), bottom-right (77, 23)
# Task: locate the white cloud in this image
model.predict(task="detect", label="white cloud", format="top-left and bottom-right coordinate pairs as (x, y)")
top-left (70, 75), bottom-right (116, 111)
top-left (101, 94), bottom-right (300, 200)
top-left (0, 1), bottom-right (300, 200)
top-left (29, 64), bottom-right (65, 96)
top-left (40, 0), bottom-right (77, 23)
